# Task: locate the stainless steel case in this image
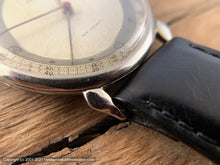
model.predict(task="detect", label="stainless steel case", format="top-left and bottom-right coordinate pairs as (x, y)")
top-left (0, 0), bottom-right (156, 95)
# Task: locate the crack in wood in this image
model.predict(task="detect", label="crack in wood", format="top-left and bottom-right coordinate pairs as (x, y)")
top-left (167, 1), bottom-right (220, 26)
top-left (11, 116), bottom-right (122, 165)
top-left (113, 122), bottom-right (131, 131)
top-left (167, 14), bottom-right (189, 26)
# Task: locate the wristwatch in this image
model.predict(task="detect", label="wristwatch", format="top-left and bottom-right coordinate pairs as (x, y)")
top-left (0, 0), bottom-right (219, 163)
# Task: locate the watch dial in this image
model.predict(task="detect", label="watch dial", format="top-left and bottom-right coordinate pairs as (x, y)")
top-left (0, 0), bottom-right (150, 77)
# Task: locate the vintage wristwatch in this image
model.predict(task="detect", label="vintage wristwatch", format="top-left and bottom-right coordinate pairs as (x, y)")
top-left (0, 0), bottom-right (219, 163)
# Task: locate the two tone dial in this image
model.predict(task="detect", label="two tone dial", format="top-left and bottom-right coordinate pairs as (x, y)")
top-left (0, 0), bottom-right (149, 77)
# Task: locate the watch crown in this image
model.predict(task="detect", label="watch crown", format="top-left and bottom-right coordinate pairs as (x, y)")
top-left (157, 20), bottom-right (173, 42)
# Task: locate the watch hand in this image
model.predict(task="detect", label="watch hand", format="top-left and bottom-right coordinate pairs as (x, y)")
top-left (63, 2), bottom-right (74, 65)
top-left (0, 4), bottom-right (65, 37)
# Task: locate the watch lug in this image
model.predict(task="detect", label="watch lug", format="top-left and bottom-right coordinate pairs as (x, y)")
top-left (83, 88), bottom-right (126, 121)
top-left (157, 20), bottom-right (173, 42)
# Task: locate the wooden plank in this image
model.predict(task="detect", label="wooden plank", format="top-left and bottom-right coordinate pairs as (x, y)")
top-left (150, 0), bottom-right (220, 48)
top-left (33, 123), bottom-right (212, 165)
top-left (0, 83), bottom-right (107, 159)
top-left (0, 0), bottom-right (219, 164)
top-left (170, 1), bottom-right (220, 48)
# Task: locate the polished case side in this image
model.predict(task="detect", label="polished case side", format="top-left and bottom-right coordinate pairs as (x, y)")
top-left (0, 1), bottom-right (156, 94)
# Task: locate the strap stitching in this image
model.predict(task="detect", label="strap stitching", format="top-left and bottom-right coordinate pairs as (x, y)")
top-left (143, 99), bottom-right (219, 146)
top-left (189, 43), bottom-right (220, 59)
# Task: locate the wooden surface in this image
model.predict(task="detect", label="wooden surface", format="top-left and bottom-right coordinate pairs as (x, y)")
top-left (0, 0), bottom-right (220, 164)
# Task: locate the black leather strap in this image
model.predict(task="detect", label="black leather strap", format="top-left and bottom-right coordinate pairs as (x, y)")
top-left (113, 37), bottom-right (220, 163)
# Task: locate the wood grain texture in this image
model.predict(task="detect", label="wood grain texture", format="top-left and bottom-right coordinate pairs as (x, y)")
top-left (30, 123), bottom-right (213, 165)
top-left (0, 84), bottom-right (107, 161)
top-left (0, 0), bottom-right (220, 164)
